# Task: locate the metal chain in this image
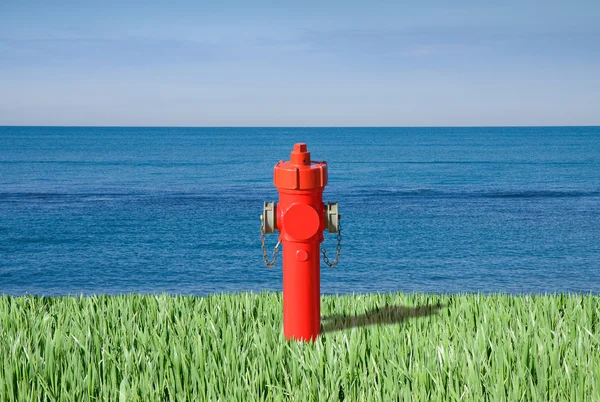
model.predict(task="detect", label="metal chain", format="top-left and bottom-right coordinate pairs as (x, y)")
top-left (260, 216), bottom-right (280, 269)
top-left (321, 218), bottom-right (342, 268)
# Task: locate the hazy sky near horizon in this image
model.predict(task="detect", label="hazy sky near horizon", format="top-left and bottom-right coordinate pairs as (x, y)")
top-left (1, 1), bottom-right (599, 126)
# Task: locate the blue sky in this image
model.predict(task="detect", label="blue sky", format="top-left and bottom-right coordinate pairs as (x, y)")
top-left (1, 1), bottom-right (599, 126)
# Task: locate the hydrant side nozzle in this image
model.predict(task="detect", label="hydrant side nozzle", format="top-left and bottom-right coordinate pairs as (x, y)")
top-left (325, 201), bottom-right (340, 233)
top-left (262, 201), bottom-right (277, 234)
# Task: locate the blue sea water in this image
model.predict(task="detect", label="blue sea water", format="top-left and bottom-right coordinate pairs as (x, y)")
top-left (1, 126), bottom-right (599, 296)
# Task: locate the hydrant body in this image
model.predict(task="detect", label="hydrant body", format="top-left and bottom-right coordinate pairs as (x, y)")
top-left (271, 143), bottom-right (330, 341)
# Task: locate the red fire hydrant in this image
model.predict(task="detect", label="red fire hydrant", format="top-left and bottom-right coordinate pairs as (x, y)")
top-left (261, 143), bottom-right (341, 341)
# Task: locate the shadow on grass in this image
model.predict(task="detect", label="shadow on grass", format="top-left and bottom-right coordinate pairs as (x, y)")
top-left (321, 303), bottom-right (445, 334)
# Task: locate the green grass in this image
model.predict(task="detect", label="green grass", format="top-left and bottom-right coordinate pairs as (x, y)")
top-left (1, 293), bottom-right (599, 401)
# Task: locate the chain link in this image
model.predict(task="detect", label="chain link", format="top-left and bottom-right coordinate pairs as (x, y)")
top-left (321, 218), bottom-right (342, 268)
top-left (260, 216), bottom-right (280, 269)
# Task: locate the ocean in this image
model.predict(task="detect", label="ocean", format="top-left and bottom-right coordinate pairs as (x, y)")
top-left (1, 126), bottom-right (599, 295)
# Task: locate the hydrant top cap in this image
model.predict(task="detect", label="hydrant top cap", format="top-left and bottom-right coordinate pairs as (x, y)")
top-left (290, 143), bottom-right (311, 166)
top-left (294, 143), bottom-right (307, 153)
top-left (273, 143), bottom-right (328, 190)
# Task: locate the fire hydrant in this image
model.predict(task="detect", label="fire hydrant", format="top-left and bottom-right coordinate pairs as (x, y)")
top-left (260, 143), bottom-right (341, 341)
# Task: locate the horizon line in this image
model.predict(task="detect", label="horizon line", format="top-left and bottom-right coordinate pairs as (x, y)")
top-left (2, 124), bottom-right (600, 129)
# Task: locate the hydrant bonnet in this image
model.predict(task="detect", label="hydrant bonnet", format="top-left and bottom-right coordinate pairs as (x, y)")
top-left (273, 143), bottom-right (327, 190)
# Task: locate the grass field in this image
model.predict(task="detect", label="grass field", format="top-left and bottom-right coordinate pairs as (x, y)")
top-left (1, 292), bottom-right (599, 401)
